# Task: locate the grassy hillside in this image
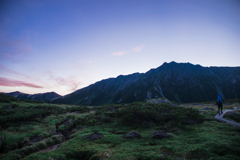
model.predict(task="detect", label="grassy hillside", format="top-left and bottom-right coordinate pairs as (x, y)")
top-left (0, 93), bottom-right (43, 104)
top-left (0, 100), bottom-right (240, 160)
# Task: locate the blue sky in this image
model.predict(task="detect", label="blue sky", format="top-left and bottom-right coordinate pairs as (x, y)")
top-left (0, 0), bottom-right (240, 95)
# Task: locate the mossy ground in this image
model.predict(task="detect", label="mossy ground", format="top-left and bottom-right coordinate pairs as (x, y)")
top-left (224, 110), bottom-right (240, 123)
top-left (0, 101), bottom-right (240, 160)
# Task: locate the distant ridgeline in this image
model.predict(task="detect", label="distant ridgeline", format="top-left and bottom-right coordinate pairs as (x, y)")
top-left (2, 91), bottom-right (61, 103)
top-left (51, 62), bottom-right (240, 105)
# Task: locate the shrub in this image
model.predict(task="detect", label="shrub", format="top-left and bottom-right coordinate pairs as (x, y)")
top-left (35, 141), bottom-right (47, 150)
top-left (115, 103), bottom-right (204, 127)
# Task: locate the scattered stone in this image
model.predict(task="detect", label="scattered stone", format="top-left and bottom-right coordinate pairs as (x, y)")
top-left (121, 131), bottom-right (142, 139)
top-left (82, 133), bottom-right (103, 140)
top-left (152, 132), bottom-right (168, 139)
top-left (201, 107), bottom-right (214, 111)
top-left (74, 111), bottom-right (80, 113)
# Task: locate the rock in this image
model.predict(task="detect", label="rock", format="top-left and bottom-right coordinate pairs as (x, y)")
top-left (82, 133), bottom-right (103, 140)
top-left (110, 108), bottom-right (115, 111)
top-left (0, 136), bottom-right (2, 149)
top-left (7, 106), bottom-right (12, 109)
top-left (74, 111), bottom-right (80, 113)
top-left (152, 132), bottom-right (168, 139)
top-left (30, 136), bottom-right (43, 143)
top-left (63, 119), bottom-right (72, 126)
top-left (121, 131), bottom-right (142, 139)
top-left (225, 103), bottom-right (231, 105)
top-left (202, 107), bottom-right (214, 111)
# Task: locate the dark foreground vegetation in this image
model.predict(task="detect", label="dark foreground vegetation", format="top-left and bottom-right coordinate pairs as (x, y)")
top-left (0, 95), bottom-right (240, 159)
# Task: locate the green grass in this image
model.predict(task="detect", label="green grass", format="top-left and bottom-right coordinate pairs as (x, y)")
top-left (224, 110), bottom-right (240, 123)
top-left (0, 101), bottom-right (240, 160)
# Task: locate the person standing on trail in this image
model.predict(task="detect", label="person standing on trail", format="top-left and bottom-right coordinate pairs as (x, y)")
top-left (216, 93), bottom-right (225, 114)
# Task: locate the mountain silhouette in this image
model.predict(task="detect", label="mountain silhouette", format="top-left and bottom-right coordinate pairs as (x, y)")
top-left (52, 62), bottom-right (240, 105)
top-left (4, 91), bottom-right (61, 102)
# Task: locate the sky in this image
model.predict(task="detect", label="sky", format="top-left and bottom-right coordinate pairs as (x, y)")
top-left (0, 0), bottom-right (240, 96)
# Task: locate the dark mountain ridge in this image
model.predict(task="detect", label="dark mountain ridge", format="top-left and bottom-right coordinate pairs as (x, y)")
top-left (52, 62), bottom-right (240, 105)
top-left (3, 91), bottom-right (61, 102)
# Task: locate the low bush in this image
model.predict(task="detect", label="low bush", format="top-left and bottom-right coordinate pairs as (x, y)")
top-left (114, 103), bottom-right (204, 127)
top-left (0, 105), bottom-right (66, 128)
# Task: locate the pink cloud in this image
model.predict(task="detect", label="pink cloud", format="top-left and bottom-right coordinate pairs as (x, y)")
top-left (46, 71), bottom-right (81, 92)
top-left (0, 77), bottom-right (43, 88)
top-left (132, 44), bottom-right (145, 52)
top-left (111, 51), bottom-right (128, 56)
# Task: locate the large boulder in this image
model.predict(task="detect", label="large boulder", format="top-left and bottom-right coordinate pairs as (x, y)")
top-left (152, 132), bottom-right (168, 139)
top-left (82, 133), bottom-right (103, 140)
top-left (121, 131), bottom-right (142, 139)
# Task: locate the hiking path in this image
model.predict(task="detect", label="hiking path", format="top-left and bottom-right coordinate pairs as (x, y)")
top-left (215, 108), bottom-right (240, 129)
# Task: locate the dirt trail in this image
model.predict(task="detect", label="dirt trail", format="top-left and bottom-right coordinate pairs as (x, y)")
top-left (215, 108), bottom-right (240, 129)
top-left (37, 144), bottom-right (60, 152)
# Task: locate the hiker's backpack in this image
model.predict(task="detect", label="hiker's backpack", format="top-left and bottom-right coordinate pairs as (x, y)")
top-left (217, 94), bottom-right (223, 103)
